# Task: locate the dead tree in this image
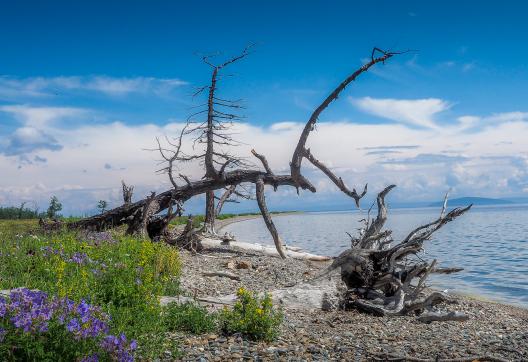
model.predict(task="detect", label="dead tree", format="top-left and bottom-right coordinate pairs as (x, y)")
top-left (318, 186), bottom-right (471, 320)
top-left (122, 180), bottom-right (134, 205)
top-left (72, 48), bottom-right (412, 258)
top-left (181, 46), bottom-right (254, 235)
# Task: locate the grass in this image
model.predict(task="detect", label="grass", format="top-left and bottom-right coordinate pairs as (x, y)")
top-left (164, 302), bottom-right (217, 334)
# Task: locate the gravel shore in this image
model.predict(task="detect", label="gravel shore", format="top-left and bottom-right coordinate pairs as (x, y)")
top-left (175, 243), bottom-right (528, 361)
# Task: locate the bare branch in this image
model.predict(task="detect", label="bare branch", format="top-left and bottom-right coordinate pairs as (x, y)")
top-left (215, 185), bottom-right (236, 217)
top-left (304, 148), bottom-right (368, 206)
top-left (291, 48), bottom-right (398, 199)
top-left (255, 177), bottom-right (287, 258)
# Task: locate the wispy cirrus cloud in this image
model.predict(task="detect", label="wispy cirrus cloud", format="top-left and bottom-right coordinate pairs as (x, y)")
top-left (0, 75), bottom-right (187, 99)
top-left (380, 153), bottom-right (469, 165)
top-left (350, 96), bottom-right (451, 129)
top-left (0, 105), bottom-right (86, 127)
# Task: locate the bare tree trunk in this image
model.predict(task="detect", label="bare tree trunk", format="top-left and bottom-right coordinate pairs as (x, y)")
top-left (255, 178), bottom-right (287, 258)
top-left (125, 192), bottom-right (160, 238)
top-left (203, 190), bottom-right (216, 234)
top-left (169, 216), bottom-right (203, 252)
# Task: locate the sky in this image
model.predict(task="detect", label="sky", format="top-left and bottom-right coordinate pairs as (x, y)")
top-left (0, 0), bottom-right (527, 215)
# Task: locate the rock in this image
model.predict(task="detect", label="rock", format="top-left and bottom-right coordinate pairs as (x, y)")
top-left (236, 260), bottom-right (251, 269)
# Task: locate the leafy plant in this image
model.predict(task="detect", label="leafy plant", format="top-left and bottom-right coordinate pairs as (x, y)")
top-left (219, 287), bottom-right (282, 342)
top-left (46, 196), bottom-right (62, 219)
top-left (97, 200), bottom-right (108, 214)
top-left (164, 302), bottom-right (217, 334)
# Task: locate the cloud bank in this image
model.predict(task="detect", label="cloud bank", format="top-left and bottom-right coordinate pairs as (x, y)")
top-left (0, 104), bottom-right (526, 214)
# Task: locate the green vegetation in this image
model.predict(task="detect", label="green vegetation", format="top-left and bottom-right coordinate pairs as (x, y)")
top-left (0, 206), bottom-right (45, 220)
top-left (0, 223), bottom-right (181, 360)
top-left (97, 200), bottom-right (108, 214)
top-left (164, 302), bottom-right (217, 334)
top-left (219, 287), bottom-right (283, 342)
top-left (46, 196), bottom-right (63, 219)
top-left (163, 289), bottom-right (283, 342)
top-left (0, 220), bottom-right (284, 360)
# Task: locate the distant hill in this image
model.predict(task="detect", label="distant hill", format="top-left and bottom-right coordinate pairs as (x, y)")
top-left (429, 196), bottom-right (515, 207)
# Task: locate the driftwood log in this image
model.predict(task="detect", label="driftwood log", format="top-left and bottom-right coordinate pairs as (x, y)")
top-left (317, 186), bottom-right (471, 321)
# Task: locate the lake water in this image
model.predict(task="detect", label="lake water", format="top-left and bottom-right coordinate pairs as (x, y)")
top-left (223, 205), bottom-right (528, 307)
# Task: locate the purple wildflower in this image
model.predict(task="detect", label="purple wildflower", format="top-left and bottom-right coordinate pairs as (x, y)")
top-left (101, 334), bottom-right (136, 362)
top-left (8, 289), bottom-right (52, 333)
top-left (0, 297), bottom-right (6, 318)
top-left (1, 289), bottom-right (134, 360)
top-left (67, 318), bottom-right (80, 333)
top-left (70, 252), bottom-right (89, 265)
top-left (80, 354), bottom-right (100, 362)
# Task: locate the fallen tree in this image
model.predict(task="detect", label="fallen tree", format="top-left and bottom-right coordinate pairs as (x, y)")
top-left (69, 47), bottom-right (473, 321)
top-left (71, 47), bottom-right (403, 257)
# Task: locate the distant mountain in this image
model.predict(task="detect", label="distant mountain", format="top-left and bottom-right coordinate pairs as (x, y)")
top-left (429, 197), bottom-right (515, 207)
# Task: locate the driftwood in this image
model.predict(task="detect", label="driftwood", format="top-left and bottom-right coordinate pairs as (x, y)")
top-left (68, 48), bottom-right (475, 325)
top-left (202, 271), bottom-right (241, 281)
top-left (200, 237), bottom-right (331, 261)
top-left (70, 47), bottom-right (403, 258)
top-left (417, 310), bottom-right (469, 323)
top-left (317, 186), bottom-right (471, 321)
top-left (38, 218), bottom-right (63, 233)
top-left (167, 216), bottom-right (203, 252)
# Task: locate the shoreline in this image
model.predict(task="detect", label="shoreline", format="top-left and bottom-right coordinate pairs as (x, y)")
top-left (176, 244), bottom-right (527, 361)
top-left (216, 211), bottom-right (302, 231)
top-left (216, 213), bottom-right (527, 311)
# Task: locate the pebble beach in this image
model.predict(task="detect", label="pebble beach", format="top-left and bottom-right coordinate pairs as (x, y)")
top-left (173, 240), bottom-right (528, 362)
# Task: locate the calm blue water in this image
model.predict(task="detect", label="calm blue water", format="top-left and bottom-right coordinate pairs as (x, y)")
top-left (223, 205), bottom-right (528, 307)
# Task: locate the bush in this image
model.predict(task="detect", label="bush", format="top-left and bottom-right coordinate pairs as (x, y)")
top-left (219, 287), bottom-right (282, 342)
top-left (164, 302), bottom-right (217, 334)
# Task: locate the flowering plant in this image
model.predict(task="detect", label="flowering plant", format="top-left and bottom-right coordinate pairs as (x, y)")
top-left (0, 288), bottom-right (136, 361)
top-left (219, 287), bottom-right (282, 342)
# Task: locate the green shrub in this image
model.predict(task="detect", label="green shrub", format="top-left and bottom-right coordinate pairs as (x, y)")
top-left (219, 287), bottom-right (282, 342)
top-left (164, 302), bottom-right (217, 334)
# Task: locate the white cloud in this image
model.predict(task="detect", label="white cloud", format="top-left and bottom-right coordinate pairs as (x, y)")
top-left (350, 96), bottom-right (451, 129)
top-left (0, 127), bottom-right (62, 156)
top-left (456, 111), bottom-right (528, 132)
top-left (79, 76), bottom-right (188, 95)
top-left (0, 109), bottom-right (527, 214)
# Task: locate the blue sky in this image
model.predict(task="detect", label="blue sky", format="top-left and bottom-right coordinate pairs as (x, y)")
top-left (1, 1), bottom-right (527, 215)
